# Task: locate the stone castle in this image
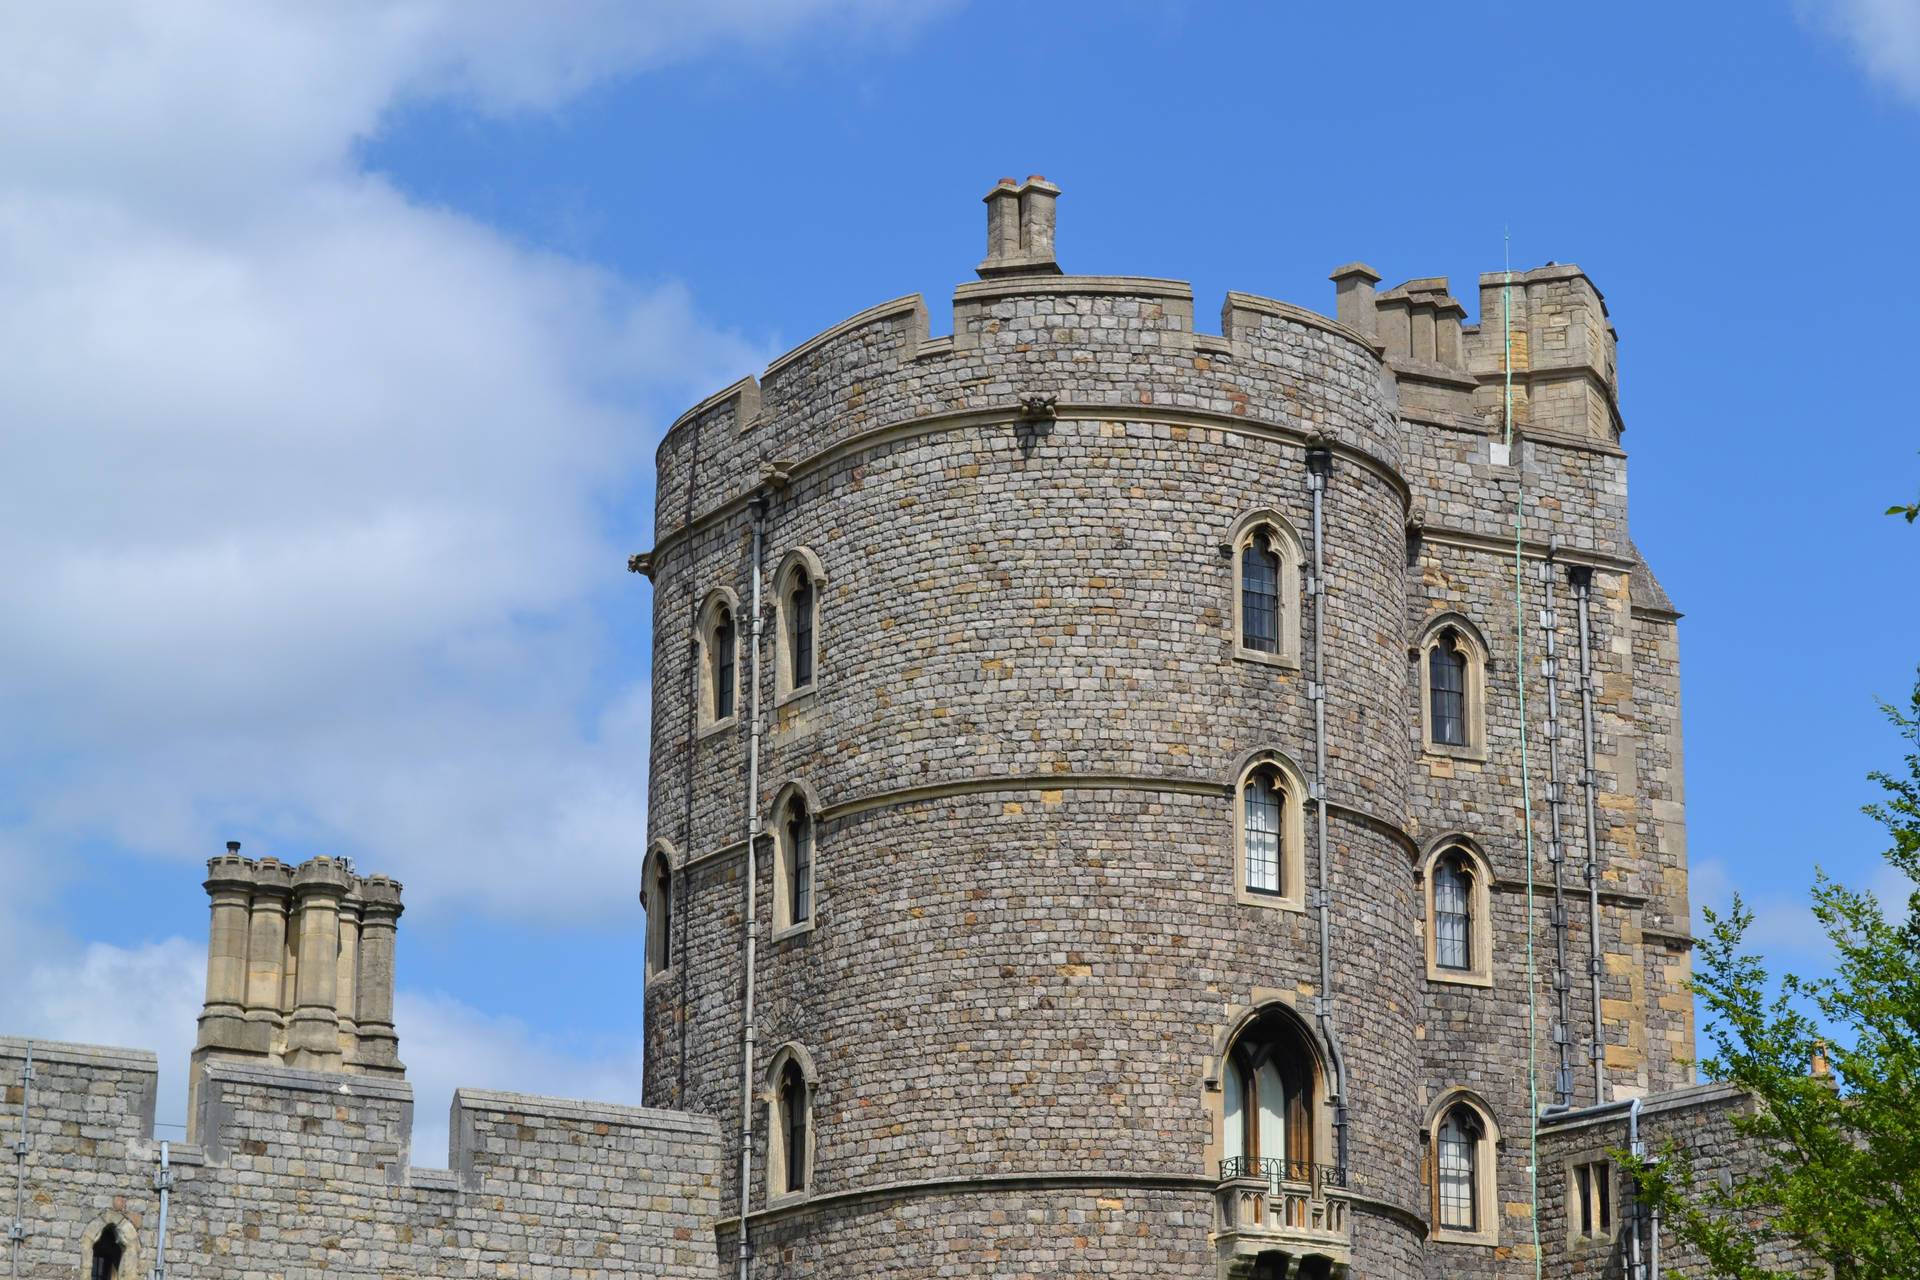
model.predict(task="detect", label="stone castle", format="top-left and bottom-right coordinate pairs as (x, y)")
top-left (5, 180), bottom-right (1792, 1279)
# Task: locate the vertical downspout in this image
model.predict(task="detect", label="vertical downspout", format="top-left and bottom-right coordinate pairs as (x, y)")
top-left (1304, 447), bottom-right (1348, 1175)
top-left (150, 1141), bottom-right (172, 1280)
top-left (8, 1042), bottom-right (28, 1280)
top-left (735, 492), bottom-right (769, 1280)
top-left (1571, 567), bottom-right (1607, 1104)
top-left (1626, 1097), bottom-right (1645, 1279)
top-left (1539, 543), bottom-right (1576, 1110)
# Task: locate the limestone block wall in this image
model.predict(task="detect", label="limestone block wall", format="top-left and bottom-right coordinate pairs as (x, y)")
top-left (641, 231), bottom-right (1692, 1279)
top-left (1536, 1084), bottom-right (1822, 1280)
top-left (1, 1035), bottom-right (722, 1279)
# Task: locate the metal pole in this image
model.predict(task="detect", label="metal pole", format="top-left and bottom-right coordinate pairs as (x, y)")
top-left (735, 492), bottom-right (769, 1280)
top-left (1571, 567), bottom-right (1607, 1104)
top-left (9, 1042), bottom-right (30, 1280)
top-left (150, 1141), bottom-right (172, 1280)
top-left (1304, 447), bottom-right (1348, 1174)
top-left (1539, 544), bottom-right (1575, 1110)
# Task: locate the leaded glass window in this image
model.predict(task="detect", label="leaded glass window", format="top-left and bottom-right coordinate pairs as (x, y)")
top-left (787, 802), bottom-right (812, 924)
top-left (791, 574), bottom-right (814, 688)
top-left (780, 1061), bottom-right (807, 1192)
top-left (1434, 855), bottom-right (1472, 970)
top-left (1241, 540), bottom-right (1280, 654)
top-left (714, 608), bottom-right (736, 720)
top-left (1244, 771), bottom-right (1283, 895)
top-left (1437, 1106), bottom-right (1480, 1231)
top-left (1430, 635), bottom-right (1467, 746)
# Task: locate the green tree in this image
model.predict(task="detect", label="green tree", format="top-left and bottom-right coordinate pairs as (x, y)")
top-left (1889, 452), bottom-right (1918, 524)
top-left (1622, 673), bottom-right (1920, 1279)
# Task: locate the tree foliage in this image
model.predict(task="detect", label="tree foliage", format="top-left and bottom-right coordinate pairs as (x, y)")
top-left (1622, 673), bottom-right (1920, 1279)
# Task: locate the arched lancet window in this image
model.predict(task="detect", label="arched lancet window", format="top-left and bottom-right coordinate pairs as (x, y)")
top-left (784, 798), bottom-right (812, 927)
top-left (1243, 769), bottom-right (1285, 896)
top-left (90, 1226), bottom-right (123, 1280)
top-left (643, 847), bottom-right (674, 980)
top-left (1433, 855), bottom-right (1472, 971)
top-left (1221, 1008), bottom-right (1317, 1188)
top-left (1241, 541), bottom-right (1280, 654)
top-left (779, 1059), bottom-right (808, 1193)
top-left (1227, 514), bottom-right (1302, 667)
top-left (1436, 1104), bottom-right (1483, 1232)
top-left (788, 570), bottom-right (814, 689)
top-left (713, 607), bottom-right (737, 721)
top-left (1429, 634), bottom-right (1467, 746)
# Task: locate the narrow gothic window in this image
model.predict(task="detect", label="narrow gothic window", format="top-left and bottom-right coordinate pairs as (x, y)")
top-left (1433, 855), bottom-right (1472, 970)
top-left (1430, 634), bottom-right (1467, 746)
top-left (1436, 1105), bottom-right (1481, 1231)
top-left (780, 1060), bottom-right (808, 1192)
top-left (790, 572), bottom-right (815, 688)
top-left (1241, 541), bottom-right (1280, 654)
top-left (1243, 770), bottom-right (1284, 895)
top-left (645, 856), bottom-right (672, 978)
top-left (785, 801), bottom-right (812, 924)
top-left (714, 607), bottom-right (736, 720)
top-left (90, 1226), bottom-right (123, 1280)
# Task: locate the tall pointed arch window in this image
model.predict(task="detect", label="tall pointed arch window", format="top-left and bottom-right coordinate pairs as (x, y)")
top-left (779, 1060), bottom-right (808, 1193)
top-left (790, 574), bottom-right (814, 686)
top-left (1423, 842), bottom-right (1493, 985)
top-left (1234, 755), bottom-right (1305, 911)
top-left (642, 845), bottom-right (674, 981)
top-left (764, 1044), bottom-right (817, 1202)
top-left (714, 607), bottom-right (736, 720)
top-left (774, 549), bottom-right (827, 707)
top-left (771, 786), bottom-right (818, 937)
top-left (1426, 1091), bottom-right (1501, 1245)
top-left (696, 589), bottom-right (743, 734)
top-left (1226, 513), bottom-right (1302, 667)
top-left (1219, 1007), bottom-right (1320, 1195)
top-left (1435, 1105), bottom-right (1482, 1232)
top-left (1417, 616), bottom-right (1489, 759)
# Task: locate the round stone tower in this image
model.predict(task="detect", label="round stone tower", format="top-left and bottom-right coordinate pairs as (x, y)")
top-left (638, 178), bottom-right (1694, 1280)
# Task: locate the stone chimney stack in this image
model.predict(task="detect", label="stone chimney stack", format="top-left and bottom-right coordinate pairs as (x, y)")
top-left (977, 175), bottom-right (1063, 279)
top-left (189, 844), bottom-right (405, 1137)
top-left (1329, 263), bottom-right (1381, 338)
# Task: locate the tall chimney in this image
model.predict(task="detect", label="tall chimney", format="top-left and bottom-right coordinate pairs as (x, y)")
top-left (1329, 263), bottom-right (1381, 338)
top-left (977, 175), bottom-right (1063, 279)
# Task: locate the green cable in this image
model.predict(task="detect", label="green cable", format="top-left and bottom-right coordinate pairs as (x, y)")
top-left (1506, 239), bottom-right (1544, 1280)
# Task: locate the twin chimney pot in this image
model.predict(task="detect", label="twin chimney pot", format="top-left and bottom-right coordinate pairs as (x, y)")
top-left (977, 174), bottom-right (1062, 279)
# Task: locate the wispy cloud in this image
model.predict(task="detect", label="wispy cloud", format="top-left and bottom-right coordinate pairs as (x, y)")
top-left (1796, 0), bottom-right (1920, 106)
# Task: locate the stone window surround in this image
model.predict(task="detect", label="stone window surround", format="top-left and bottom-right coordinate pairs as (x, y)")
top-left (641, 839), bottom-right (677, 984)
top-left (1422, 1088), bottom-right (1502, 1247)
top-left (768, 780), bottom-right (821, 941)
top-left (696, 586), bottom-right (742, 738)
top-left (1414, 611), bottom-right (1491, 762)
top-left (1418, 837), bottom-right (1495, 988)
top-left (1200, 997), bottom-right (1335, 1179)
top-left (761, 1041), bottom-right (820, 1206)
top-left (81, 1212), bottom-right (139, 1280)
top-left (1562, 1152), bottom-right (1619, 1249)
top-left (1223, 508), bottom-right (1304, 670)
top-left (1231, 748), bottom-right (1308, 912)
top-left (772, 546), bottom-right (828, 708)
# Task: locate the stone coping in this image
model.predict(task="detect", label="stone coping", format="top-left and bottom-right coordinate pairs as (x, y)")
top-left (1222, 291), bottom-right (1381, 359)
top-left (454, 1087), bottom-right (722, 1137)
top-left (762, 294), bottom-right (926, 386)
top-left (953, 273), bottom-right (1194, 304)
top-left (203, 1057), bottom-right (414, 1101)
top-left (0, 1035), bottom-right (158, 1073)
top-left (1536, 1080), bottom-right (1745, 1133)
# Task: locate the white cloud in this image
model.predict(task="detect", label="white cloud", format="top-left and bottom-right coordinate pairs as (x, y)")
top-left (396, 989), bottom-right (646, 1168)
top-left (1796, 0), bottom-right (1920, 106)
top-left (0, 0), bottom-right (948, 1124)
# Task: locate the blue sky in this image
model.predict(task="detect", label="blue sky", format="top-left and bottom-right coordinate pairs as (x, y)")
top-left (2, 1), bottom-right (1916, 1162)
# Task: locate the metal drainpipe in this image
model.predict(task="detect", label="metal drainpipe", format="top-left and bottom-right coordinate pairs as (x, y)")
top-left (1626, 1096), bottom-right (1645, 1280)
top-left (8, 1042), bottom-right (29, 1280)
top-left (150, 1141), bottom-right (172, 1280)
top-left (735, 492), bottom-right (769, 1280)
top-left (1570, 567), bottom-right (1606, 1104)
top-left (1304, 447), bottom-right (1349, 1173)
top-left (1539, 541), bottom-right (1576, 1110)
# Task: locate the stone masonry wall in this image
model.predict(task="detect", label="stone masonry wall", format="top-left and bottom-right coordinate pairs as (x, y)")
top-left (1, 1035), bottom-right (721, 1279)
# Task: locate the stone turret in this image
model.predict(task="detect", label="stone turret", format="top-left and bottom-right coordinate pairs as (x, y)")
top-left (188, 843), bottom-right (405, 1137)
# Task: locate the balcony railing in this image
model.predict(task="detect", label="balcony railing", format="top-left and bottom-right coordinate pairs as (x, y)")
top-left (1213, 1158), bottom-right (1351, 1278)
